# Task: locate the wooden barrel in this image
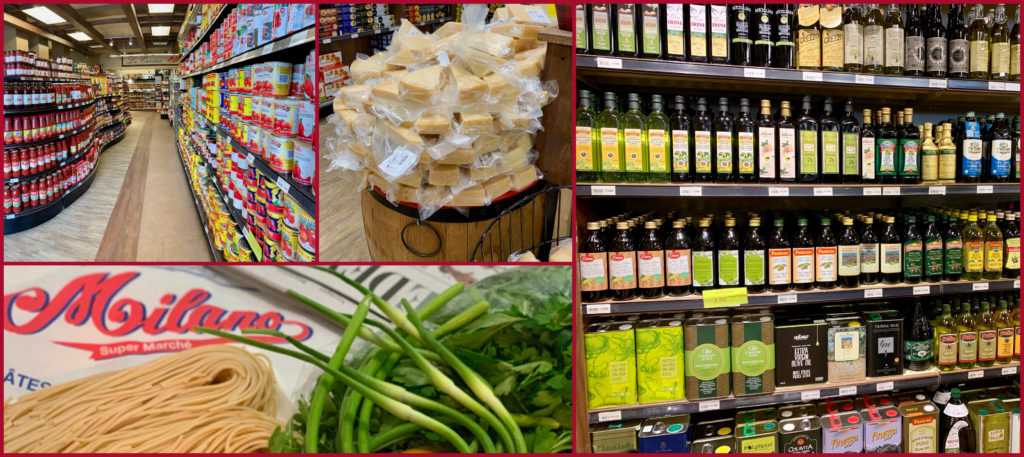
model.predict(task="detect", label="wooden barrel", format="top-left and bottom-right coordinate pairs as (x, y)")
top-left (360, 184), bottom-right (547, 261)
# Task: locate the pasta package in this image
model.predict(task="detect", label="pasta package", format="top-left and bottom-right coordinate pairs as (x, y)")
top-left (324, 3), bottom-right (557, 219)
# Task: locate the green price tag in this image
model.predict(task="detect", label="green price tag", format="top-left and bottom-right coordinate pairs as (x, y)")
top-left (700, 287), bottom-right (749, 308)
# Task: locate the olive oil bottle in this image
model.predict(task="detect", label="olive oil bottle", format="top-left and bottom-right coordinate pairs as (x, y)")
top-left (815, 218), bottom-right (838, 289)
top-left (669, 96), bottom-right (693, 183)
top-left (640, 4), bottom-right (664, 59)
top-left (797, 95), bottom-right (819, 183)
top-left (860, 109), bottom-right (877, 183)
top-left (860, 216), bottom-right (880, 285)
top-left (820, 4), bottom-right (844, 71)
top-left (597, 92), bottom-right (624, 183)
top-left (608, 221), bottom-right (638, 301)
top-left (773, 5), bottom-right (796, 69)
top-left (944, 213), bottom-right (965, 281)
top-left (769, 218), bottom-right (792, 292)
top-left (934, 303), bottom-right (958, 371)
top-left (753, 5), bottom-right (774, 67)
top-left (983, 214), bottom-right (1004, 280)
top-left (694, 98), bottom-right (715, 182)
top-left (718, 218), bottom-right (741, 287)
top-left (646, 95), bottom-right (671, 183)
top-left (621, 94), bottom-right (647, 183)
top-left (777, 101), bottom-right (797, 182)
top-left (968, 4), bottom-right (990, 80)
top-left (995, 300), bottom-right (1015, 363)
top-left (880, 216), bottom-right (902, 284)
top-left (689, 4), bottom-right (709, 63)
top-left (664, 220), bottom-right (693, 296)
top-left (1003, 212), bottom-right (1020, 278)
top-left (989, 4), bottom-right (1010, 80)
top-left (665, 4), bottom-right (687, 61)
top-left (923, 215), bottom-right (944, 283)
top-left (840, 99), bottom-right (860, 183)
top-left (920, 122), bottom-right (938, 183)
top-left (955, 302), bottom-right (978, 369)
top-left (838, 217), bottom-right (861, 288)
top-left (756, 99), bottom-right (777, 183)
top-left (714, 97), bottom-right (736, 183)
top-left (863, 4), bottom-right (885, 73)
top-left (793, 218), bottom-right (816, 290)
top-left (976, 301), bottom-right (997, 367)
top-left (638, 221), bottom-right (666, 299)
top-left (902, 215), bottom-right (924, 284)
top-left (899, 108), bottom-right (921, 184)
top-left (744, 218), bottom-right (766, 293)
top-left (796, 4), bottom-right (821, 70)
top-left (937, 123), bottom-right (957, 183)
top-left (962, 214), bottom-right (985, 281)
top-left (692, 218), bottom-right (717, 293)
top-left (876, 108), bottom-right (899, 184)
top-left (730, 4), bottom-right (753, 65)
top-left (820, 97), bottom-right (841, 183)
top-left (883, 4), bottom-right (904, 74)
top-left (736, 98), bottom-right (757, 183)
top-left (615, 4), bottom-right (640, 57)
top-left (576, 90), bottom-right (599, 183)
top-left (589, 4), bottom-right (616, 55)
top-left (709, 5), bottom-right (730, 63)
top-left (843, 4), bottom-right (864, 72)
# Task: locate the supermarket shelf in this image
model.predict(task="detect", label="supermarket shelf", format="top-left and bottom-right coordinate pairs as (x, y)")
top-left (175, 135), bottom-right (226, 262)
top-left (4, 119), bottom-right (96, 151)
top-left (320, 17), bottom-right (451, 44)
top-left (181, 27), bottom-right (316, 79)
top-left (2, 98), bottom-right (95, 115)
top-left (178, 4), bottom-right (229, 62)
top-left (181, 130), bottom-right (248, 236)
top-left (577, 183), bottom-right (1022, 197)
top-left (5, 138), bottom-right (95, 185)
top-left (211, 122), bottom-right (315, 214)
top-left (587, 364), bottom-right (1019, 423)
top-left (61, 164), bottom-right (99, 208)
top-left (581, 279), bottom-right (1020, 315)
top-left (3, 76), bottom-right (91, 83)
top-left (96, 94), bottom-right (122, 99)
top-left (95, 119), bottom-right (124, 132)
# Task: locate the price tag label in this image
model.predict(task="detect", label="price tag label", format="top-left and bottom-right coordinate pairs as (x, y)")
top-left (929, 186), bottom-right (946, 195)
top-left (1002, 366), bottom-right (1018, 375)
top-left (587, 303), bottom-right (611, 315)
top-left (679, 186), bottom-right (702, 196)
top-left (769, 187), bottom-right (790, 197)
top-left (5, 214), bottom-right (13, 220)
top-left (928, 79), bottom-right (947, 89)
top-left (976, 185), bottom-right (993, 194)
top-left (863, 187), bottom-right (882, 196)
top-left (595, 57), bottom-right (623, 69)
top-left (9, 178), bottom-right (18, 184)
top-left (597, 411), bottom-right (622, 422)
top-left (801, 390), bottom-right (821, 402)
top-left (290, 33), bottom-right (308, 46)
top-left (968, 370), bottom-right (985, 379)
top-left (1006, 82), bottom-right (1021, 92)
top-left (777, 294), bottom-right (798, 304)
top-left (813, 187), bottom-right (833, 196)
top-left (246, 153), bottom-right (255, 163)
top-left (803, 71), bottom-right (823, 82)
top-left (855, 74), bottom-right (875, 84)
top-left (913, 286), bottom-right (931, 295)
top-left (972, 282), bottom-right (989, 291)
top-left (988, 81), bottom-right (1006, 91)
top-left (876, 381), bottom-right (894, 392)
top-left (699, 400), bottom-right (721, 412)
top-left (276, 177), bottom-right (291, 193)
top-left (262, 45), bottom-right (275, 56)
top-left (1014, 279), bottom-right (1020, 289)
top-left (744, 68), bottom-right (766, 78)
top-left (321, 38), bottom-right (330, 44)
top-left (883, 187), bottom-right (901, 195)
top-left (838, 386), bottom-right (858, 396)
top-left (864, 288), bottom-right (883, 298)
top-left (590, 185), bottom-right (616, 196)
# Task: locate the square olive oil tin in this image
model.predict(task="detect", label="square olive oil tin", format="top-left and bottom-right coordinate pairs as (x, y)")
top-left (730, 313), bottom-right (775, 396)
top-left (968, 399), bottom-right (1011, 453)
top-left (774, 317), bottom-right (828, 387)
top-left (684, 317), bottom-right (731, 400)
top-left (862, 310), bottom-right (904, 377)
top-left (735, 420), bottom-right (778, 453)
top-left (778, 416), bottom-right (821, 453)
top-left (590, 419), bottom-right (642, 453)
top-left (861, 406), bottom-right (902, 453)
top-left (638, 414), bottom-right (692, 453)
top-left (635, 319), bottom-right (685, 404)
top-left (585, 323), bottom-right (637, 409)
top-left (826, 316), bottom-right (867, 383)
top-left (899, 401), bottom-right (939, 453)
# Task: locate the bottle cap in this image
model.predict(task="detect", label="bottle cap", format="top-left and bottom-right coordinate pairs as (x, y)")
top-left (587, 222), bottom-right (599, 230)
top-left (645, 221), bottom-right (657, 229)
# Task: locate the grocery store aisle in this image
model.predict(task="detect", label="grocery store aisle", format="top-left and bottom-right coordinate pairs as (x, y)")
top-left (320, 118), bottom-right (370, 261)
top-left (96, 112), bottom-right (210, 262)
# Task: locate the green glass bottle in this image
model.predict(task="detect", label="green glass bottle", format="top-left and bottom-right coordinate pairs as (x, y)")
top-left (645, 95), bottom-right (671, 183)
top-left (976, 301), bottom-right (997, 367)
top-left (693, 97), bottom-right (714, 182)
top-left (714, 97), bottom-right (736, 183)
top-left (923, 215), bottom-right (943, 283)
top-left (621, 94), bottom-right (647, 183)
top-left (797, 95), bottom-right (819, 183)
top-left (983, 214), bottom-right (1004, 280)
top-left (995, 300), bottom-right (1015, 364)
top-left (903, 215), bottom-right (923, 284)
top-left (576, 90), bottom-right (600, 183)
top-left (596, 92), bottom-right (624, 183)
top-left (955, 301), bottom-right (977, 369)
top-left (962, 214), bottom-right (984, 280)
top-left (934, 303), bottom-right (958, 371)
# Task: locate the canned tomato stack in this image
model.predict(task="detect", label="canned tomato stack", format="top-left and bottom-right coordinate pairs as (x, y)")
top-left (239, 165), bottom-right (316, 262)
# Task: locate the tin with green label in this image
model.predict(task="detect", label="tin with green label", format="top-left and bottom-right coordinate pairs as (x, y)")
top-left (730, 313), bottom-right (776, 395)
top-left (585, 323), bottom-right (637, 409)
top-left (684, 316), bottom-right (731, 400)
top-left (968, 399), bottom-right (1011, 453)
top-left (590, 419), bottom-right (643, 453)
top-left (638, 414), bottom-right (692, 453)
top-left (735, 420), bottom-right (779, 453)
top-left (636, 319), bottom-right (685, 404)
top-left (736, 408), bottom-right (778, 425)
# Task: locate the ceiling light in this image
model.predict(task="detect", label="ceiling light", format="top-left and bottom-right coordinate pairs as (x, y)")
top-left (89, 45), bottom-right (103, 48)
top-left (153, 41), bottom-right (167, 45)
top-left (68, 32), bottom-right (91, 41)
top-left (148, 4), bottom-right (174, 14)
top-left (151, 26), bottom-right (170, 36)
top-left (24, 6), bottom-right (65, 25)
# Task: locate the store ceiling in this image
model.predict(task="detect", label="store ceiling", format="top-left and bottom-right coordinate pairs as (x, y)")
top-left (4, 3), bottom-right (185, 56)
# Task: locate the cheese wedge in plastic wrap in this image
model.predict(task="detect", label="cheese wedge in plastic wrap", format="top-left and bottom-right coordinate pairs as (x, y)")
top-left (349, 57), bottom-right (384, 82)
top-left (399, 65), bottom-right (442, 103)
top-left (413, 114), bottom-right (452, 135)
top-left (450, 184), bottom-right (487, 207)
top-left (428, 164), bottom-right (462, 186)
top-left (458, 113), bottom-right (494, 135)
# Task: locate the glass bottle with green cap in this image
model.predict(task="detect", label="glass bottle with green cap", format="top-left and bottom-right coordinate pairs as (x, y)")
top-left (955, 302), bottom-right (977, 369)
top-left (815, 217), bottom-right (837, 289)
top-left (902, 215), bottom-right (923, 284)
top-left (596, 92), bottom-right (624, 183)
top-left (576, 89), bottom-right (599, 183)
top-left (621, 93), bottom-right (647, 183)
top-left (645, 94), bottom-right (671, 183)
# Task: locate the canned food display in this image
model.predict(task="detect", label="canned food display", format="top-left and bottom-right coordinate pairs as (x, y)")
top-left (273, 97), bottom-right (300, 136)
top-left (292, 140), bottom-right (314, 185)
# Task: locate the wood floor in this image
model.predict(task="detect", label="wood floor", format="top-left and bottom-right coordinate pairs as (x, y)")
top-left (319, 117), bottom-right (371, 261)
top-left (5, 112), bottom-right (211, 262)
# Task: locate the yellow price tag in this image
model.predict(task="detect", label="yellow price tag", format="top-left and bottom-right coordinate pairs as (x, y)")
top-left (244, 229), bottom-right (263, 261)
top-left (700, 287), bottom-right (749, 308)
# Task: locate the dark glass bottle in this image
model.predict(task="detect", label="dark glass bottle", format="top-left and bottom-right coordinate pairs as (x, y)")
top-left (883, 4), bottom-right (905, 74)
top-left (589, 4), bottom-right (616, 56)
top-left (961, 111), bottom-right (983, 183)
top-left (637, 221), bottom-right (666, 299)
top-left (967, 4), bottom-right (990, 80)
top-left (768, 218), bottom-right (792, 292)
top-left (753, 4), bottom-right (774, 67)
top-left (903, 215), bottom-right (924, 284)
top-left (736, 98), bottom-right (757, 183)
top-left (900, 108), bottom-right (921, 184)
top-left (925, 4), bottom-right (947, 77)
top-left (744, 218), bottom-right (766, 293)
top-left (838, 217), bottom-right (861, 288)
top-left (863, 4), bottom-right (885, 73)
top-left (840, 99), bottom-right (860, 183)
top-left (664, 219), bottom-right (693, 296)
top-left (615, 4), bottom-right (640, 57)
top-left (756, 99), bottom-right (777, 183)
top-left (843, 4), bottom-right (864, 72)
top-left (693, 97), bottom-right (715, 182)
top-left (877, 108), bottom-right (899, 184)
top-left (669, 95), bottom-right (692, 183)
top-left (689, 4), bottom-right (709, 63)
top-left (576, 5), bottom-right (591, 53)
top-left (608, 221), bottom-right (638, 301)
top-left (860, 108), bottom-right (877, 184)
top-left (1003, 212), bottom-right (1020, 278)
top-left (777, 101), bottom-right (797, 183)
top-left (880, 216), bottom-right (902, 284)
top-left (939, 388), bottom-right (975, 452)
top-left (923, 215), bottom-right (944, 283)
top-left (665, 4), bottom-right (687, 61)
top-left (904, 297), bottom-right (935, 371)
top-left (692, 218), bottom-right (717, 293)
top-left (730, 4), bottom-right (753, 65)
top-left (580, 222), bottom-right (608, 303)
top-left (944, 214), bottom-right (964, 281)
top-left (860, 216), bottom-right (880, 285)
top-left (819, 97), bottom-right (841, 184)
top-left (947, 5), bottom-right (969, 79)
top-left (989, 112), bottom-right (1012, 182)
top-left (815, 217), bottom-right (838, 289)
top-left (713, 97), bottom-right (736, 183)
top-left (773, 5), bottom-right (796, 69)
top-left (904, 4), bottom-right (926, 76)
top-left (793, 218), bottom-right (815, 290)
top-left (709, 5), bottom-right (730, 64)
top-left (797, 95), bottom-right (819, 184)
top-left (640, 4), bottom-right (664, 59)
top-left (1012, 6), bottom-right (1021, 82)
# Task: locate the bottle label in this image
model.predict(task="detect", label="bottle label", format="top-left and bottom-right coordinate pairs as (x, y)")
top-left (833, 329), bottom-right (859, 362)
top-left (689, 6), bottom-right (708, 58)
top-left (880, 242), bottom-right (902, 274)
top-left (926, 37), bottom-right (947, 73)
top-left (838, 244), bottom-right (860, 276)
top-left (815, 246), bottom-right (837, 281)
top-left (821, 130), bottom-right (839, 174)
top-left (958, 331), bottom-right (977, 363)
top-left (978, 329), bottom-right (997, 362)
top-left (718, 249), bottom-right (740, 286)
top-left (948, 39), bottom-right (969, 73)
top-left (692, 250), bottom-right (715, 287)
top-left (860, 243), bottom-right (879, 273)
top-left (985, 241), bottom-right (1003, 272)
top-left (617, 6), bottom-right (637, 53)
top-left (638, 250), bottom-right (665, 288)
top-left (904, 339), bottom-right (933, 363)
top-left (922, 144), bottom-right (938, 181)
top-left (990, 139), bottom-right (1011, 177)
top-left (671, 130), bottom-right (690, 172)
top-left (877, 138), bottom-right (897, 175)
top-left (861, 136), bottom-right (876, 180)
top-left (925, 239), bottom-right (943, 276)
top-left (864, 25), bottom-right (884, 66)
top-left (797, 29), bottom-right (821, 67)
top-left (884, 27), bottom-right (903, 68)
top-left (903, 240), bottom-right (923, 278)
top-left (822, 29), bottom-right (844, 68)
top-left (775, 11), bottom-right (793, 44)
top-left (732, 7), bottom-right (750, 41)
top-left (648, 130), bottom-right (669, 173)
top-left (937, 332), bottom-right (958, 366)
top-left (576, 126), bottom-right (594, 172)
top-left (579, 252), bottom-right (608, 291)
top-left (964, 240), bottom-right (984, 272)
top-left (695, 130), bottom-right (713, 173)
top-left (1005, 237), bottom-right (1020, 269)
top-left (943, 419), bottom-right (969, 452)
top-left (709, 6), bottom-right (728, 59)
top-left (778, 128), bottom-right (796, 179)
top-left (799, 130), bottom-right (817, 175)
top-left (990, 42), bottom-right (1009, 74)
top-left (1012, 44), bottom-right (1021, 76)
top-left (755, 8), bottom-right (773, 44)
top-left (576, 6), bottom-right (588, 49)
top-left (666, 5), bottom-right (686, 56)
top-left (623, 128), bottom-right (644, 172)
top-left (609, 251), bottom-right (638, 290)
top-left (900, 139), bottom-right (919, 175)
top-left (641, 6), bottom-right (661, 55)
top-left (758, 127), bottom-right (776, 179)
top-left (716, 131), bottom-right (733, 172)
top-left (841, 132), bottom-right (858, 176)
top-left (768, 248), bottom-right (791, 285)
top-left (600, 127), bottom-right (622, 172)
top-left (997, 327), bottom-right (1015, 358)
top-left (665, 249), bottom-right (692, 286)
top-left (962, 131), bottom-right (982, 177)
top-left (738, 132), bottom-right (755, 175)
top-left (793, 248), bottom-right (815, 283)
top-left (905, 35), bottom-right (925, 71)
top-left (843, 24), bottom-right (863, 65)
top-left (592, 9), bottom-right (612, 51)
top-left (969, 40), bottom-right (989, 73)
top-left (744, 249), bottom-right (765, 286)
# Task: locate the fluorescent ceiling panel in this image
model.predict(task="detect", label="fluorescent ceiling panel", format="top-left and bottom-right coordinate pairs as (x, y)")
top-left (151, 26), bottom-right (170, 36)
top-left (148, 4), bottom-right (174, 14)
top-left (24, 6), bottom-right (65, 24)
top-left (68, 32), bottom-right (91, 41)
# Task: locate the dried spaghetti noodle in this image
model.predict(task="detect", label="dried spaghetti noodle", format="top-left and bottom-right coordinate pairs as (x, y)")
top-left (4, 345), bottom-right (283, 452)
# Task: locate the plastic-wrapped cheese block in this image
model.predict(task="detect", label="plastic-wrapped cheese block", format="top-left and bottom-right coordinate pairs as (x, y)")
top-left (450, 184), bottom-right (486, 206)
top-left (414, 114), bottom-right (452, 134)
top-left (458, 113), bottom-right (494, 135)
top-left (350, 57), bottom-right (384, 81)
top-left (428, 164), bottom-right (462, 186)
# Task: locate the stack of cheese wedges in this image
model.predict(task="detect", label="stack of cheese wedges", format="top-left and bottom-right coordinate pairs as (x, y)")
top-left (327, 6), bottom-right (555, 212)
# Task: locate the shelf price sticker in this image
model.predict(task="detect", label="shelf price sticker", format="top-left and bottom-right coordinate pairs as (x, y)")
top-left (777, 294), bottom-right (798, 304)
top-left (702, 287), bottom-right (748, 308)
top-left (8, 178), bottom-right (17, 184)
top-left (590, 185), bottom-right (616, 196)
top-left (1006, 83), bottom-right (1021, 92)
top-left (246, 153), bottom-right (255, 163)
top-left (883, 187), bottom-right (901, 195)
top-left (876, 381), bottom-right (894, 392)
top-left (802, 71), bottom-right (823, 82)
top-left (587, 303), bottom-right (611, 315)
top-left (743, 68), bottom-right (766, 78)
top-left (595, 57), bottom-right (623, 69)
top-left (813, 187), bottom-right (833, 197)
top-left (976, 185), bottom-right (993, 194)
top-left (988, 81), bottom-right (1006, 91)
top-left (863, 187), bottom-right (882, 196)
top-left (275, 177), bottom-right (291, 193)
top-left (968, 370), bottom-right (985, 379)
top-left (912, 286), bottom-right (931, 295)
top-left (290, 32), bottom-right (308, 47)
top-left (679, 186), bottom-right (702, 196)
top-left (972, 282), bottom-right (989, 291)
top-left (855, 74), bottom-right (875, 84)
top-left (801, 390), bottom-right (821, 402)
top-left (596, 411), bottom-right (622, 422)
top-left (838, 386), bottom-right (857, 396)
top-left (864, 288), bottom-right (883, 298)
top-left (1014, 279), bottom-right (1020, 289)
top-left (928, 79), bottom-right (947, 89)
top-left (928, 186), bottom-right (946, 195)
top-left (1002, 366), bottom-right (1018, 375)
top-left (699, 400), bottom-right (721, 412)
top-left (5, 214), bottom-right (13, 220)
top-left (768, 187), bottom-right (789, 197)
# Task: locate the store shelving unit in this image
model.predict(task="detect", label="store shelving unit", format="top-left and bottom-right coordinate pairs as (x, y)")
top-left (180, 27), bottom-right (315, 78)
top-left (578, 182), bottom-right (1021, 197)
top-left (319, 17), bottom-right (451, 44)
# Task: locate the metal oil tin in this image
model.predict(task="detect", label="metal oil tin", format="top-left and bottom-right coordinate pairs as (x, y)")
top-left (862, 310), bottom-right (903, 377)
top-left (899, 401), bottom-right (939, 453)
top-left (779, 416), bottom-right (822, 453)
top-left (692, 417), bottom-right (736, 441)
top-left (735, 420), bottom-right (778, 453)
top-left (855, 393), bottom-right (896, 410)
top-left (822, 411), bottom-right (864, 453)
top-left (861, 406), bottom-right (902, 453)
top-left (590, 419), bottom-right (642, 453)
top-left (691, 434), bottom-right (735, 453)
top-left (638, 414), bottom-right (692, 453)
top-left (894, 391), bottom-right (931, 405)
top-left (778, 403), bottom-right (818, 420)
top-left (817, 399), bottom-right (856, 416)
top-left (736, 407), bottom-right (778, 425)
top-left (774, 317), bottom-right (828, 387)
